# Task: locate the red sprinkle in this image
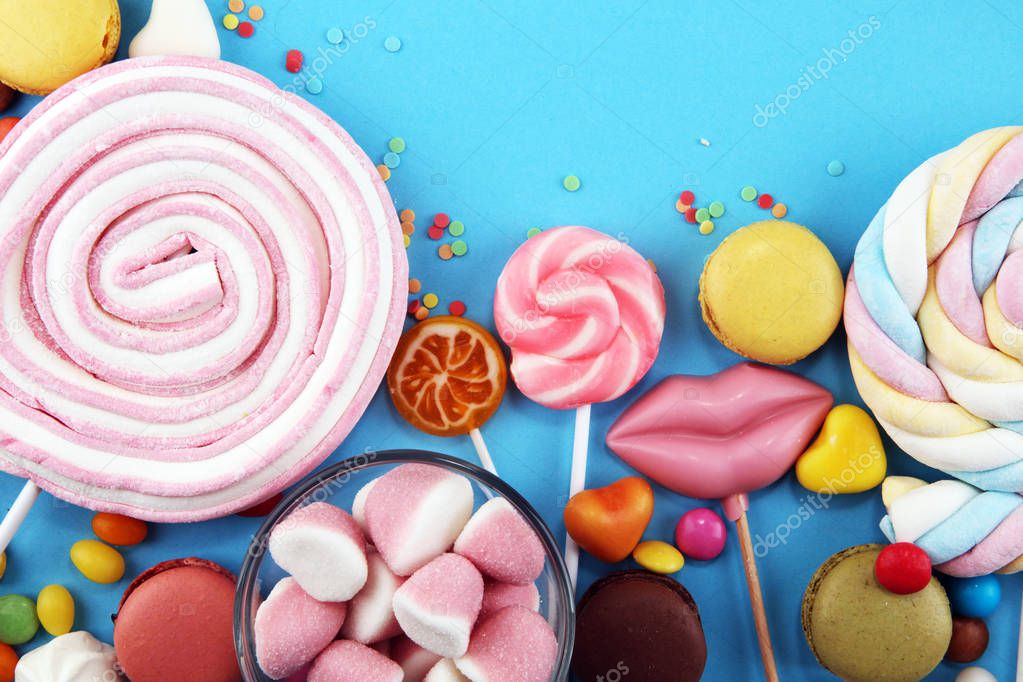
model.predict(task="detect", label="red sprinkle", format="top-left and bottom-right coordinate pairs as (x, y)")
top-left (238, 21), bottom-right (255, 38)
top-left (757, 193), bottom-right (774, 209)
top-left (427, 225), bottom-right (444, 240)
top-left (434, 213), bottom-right (451, 229)
top-left (285, 49), bottom-right (304, 73)
top-left (236, 493), bottom-right (283, 517)
top-left (684, 207), bottom-right (698, 224)
top-left (679, 190), bottom-right (695, 205)
top-left (448, 300), bottom-right (467, 316)
top-left (407, 299), bottom-right (421, 315)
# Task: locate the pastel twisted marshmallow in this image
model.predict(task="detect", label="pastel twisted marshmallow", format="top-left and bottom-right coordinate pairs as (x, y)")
top-left (493, 226), bottom-right (665, 409)
top-left (0, 57), bottom-right (406, 520)
top-left (846, 126), bottom-right (1023, 491)
top-left (880, 476), bottom-right (1023, 577)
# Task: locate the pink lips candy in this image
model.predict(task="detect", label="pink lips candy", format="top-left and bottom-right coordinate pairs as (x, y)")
top-left (607, 363), bottom-right (833, 519)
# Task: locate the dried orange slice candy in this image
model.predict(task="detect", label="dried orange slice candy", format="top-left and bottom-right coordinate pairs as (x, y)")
top-left (387, 316), bottom-right (507, 437)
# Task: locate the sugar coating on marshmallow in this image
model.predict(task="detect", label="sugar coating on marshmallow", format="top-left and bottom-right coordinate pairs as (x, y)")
top-left (480, 580), bottom-right (540, 619)
top-left (392, 553), bottom-right (484, 658)
top-left (308, 640), bottom-right (403, 682)
top-left (391, 636), bottom-right (443, 682)
top-left (365, 464), bottom-right (474, 576)
top-left (255, 577), bottom-right (348, 679)
top-left (453, 497), bottom-right (545, 585)
top-left (455, 606), bottom-right (557, 682)
top-left (424, 658), bottom-right (471, 681)
top-left (352, 478), bottom-right (379, 533)
top-left (340, 552), bottom-right (405, 644)
top-left (269, 502), bottom-right (368, 601)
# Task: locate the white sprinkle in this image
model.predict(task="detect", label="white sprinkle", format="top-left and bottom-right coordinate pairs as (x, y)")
top-left (699, 138), bottom-right (711, 147)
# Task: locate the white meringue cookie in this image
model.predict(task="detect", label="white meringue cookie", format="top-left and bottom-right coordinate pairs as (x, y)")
top-left (129, 0), bottom-right (221, 59)
top-left (15, 631), bottom-right (121, 682)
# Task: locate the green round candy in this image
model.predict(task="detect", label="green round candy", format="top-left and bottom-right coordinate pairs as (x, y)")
top-left (740, 186), bottom-right (757, 201)
top-left (694, 207), bottom-right (711, 223)
top-left (709, 201), bottom-right (725, 218)
top-left (0, 594), bottom-right (39, 644)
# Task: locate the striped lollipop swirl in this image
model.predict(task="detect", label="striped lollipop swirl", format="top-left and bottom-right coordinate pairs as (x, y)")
top-left (846, 126), bottom-right (1023, 492)
top-left (0, 57), bottom-right (406, 520)
top-left (493, 226), bottom-right (665, 409)
top-left (881, 478), bottom-right (1023, 576)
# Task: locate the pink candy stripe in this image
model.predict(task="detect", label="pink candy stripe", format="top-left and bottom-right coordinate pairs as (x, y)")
top-left (963, 131), bottom-right (1023, 224)
top-left (934, 221), bottom-right (992, 347)
top-left (938, 504), bottom-right (1023, 577)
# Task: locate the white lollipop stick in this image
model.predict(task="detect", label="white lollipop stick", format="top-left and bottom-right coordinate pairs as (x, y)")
top-left (565, 404), bottom-right (591, 587)
top-left (468, 428), bottom-right (498, 476)
top-left (0, 480), bottom-right (40, 555)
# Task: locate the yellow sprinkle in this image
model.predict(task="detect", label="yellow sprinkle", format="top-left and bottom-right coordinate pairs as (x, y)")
top-left (403, 234), bottom-right (410, 248)
top-left (422, 293), bottom-right (439, 309)
top-left (222, 13), bottom-right (239, 30)
top-left (377, 164), bottom-right (391, 181)
top-left (248, 4), bottom-right (264, 20)
top-left (772, 202), bottom-right (788, 218)
top-left (699, 220), bottom-right (715, 235)
top-left (228, 0), bottom-right (245, 12)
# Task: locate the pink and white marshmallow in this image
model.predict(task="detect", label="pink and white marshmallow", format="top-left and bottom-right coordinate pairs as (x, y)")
top-left (392, 553), bottom-right (484, 658)
top-left (254, 577), bottom-right (347, 679)
top-left (455, 606), bottom-right (557, 682)
top-left (352, 478), bottom-right (378, 533)
top-left (424, 659), bottom-right (471, 682)
top-left (391, 636), bottom-right (442, 682)
top-left (268, 502), bottom-right (368, 601)
top-left (340, 551), bottom-right (405, 644)
top-left (365, 464), bottom-right (474, 576)
top-left (480, 580), bottom-right (540, 620)
top-left (454, 497), bottom-right (544, 585)
top-left (308, 641), bottom-right (403, 682)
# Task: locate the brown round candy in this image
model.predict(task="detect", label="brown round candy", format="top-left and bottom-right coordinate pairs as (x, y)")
top-left (573, 570), bottom-right (707, 682)
top-left (945, 616), bottom-right (989, 663)
top-left (0, 84), bottom-right (14, 114)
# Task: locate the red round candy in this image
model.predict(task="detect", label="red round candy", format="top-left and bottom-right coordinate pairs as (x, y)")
top-left (874, 542), bottom-right (932, 594)
top-left (238, 21), bottom-right (255, 38)
top-left (427, 226), bottom-right (444, 240)
top-left (0, 117), bottom-right (20, 146)
top-left (434, 213), bottom-right (451, 228)
top-left (684, 207), bottom-right (698, 224)
top-left (679, 190), bottom-right (695, 205)
top-left (448, 300), bottom-right (467, 316)
top-left (757, 193), bottom-right (774, 209)
top-left (285, 49), bottom-right (304, 73)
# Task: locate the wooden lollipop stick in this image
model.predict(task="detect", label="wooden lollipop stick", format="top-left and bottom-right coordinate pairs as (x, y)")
top-left (468, 428), bottom-right (498, 476)
top-left (0, 480), bottom-right (39, 555)
top-left (735, 512), bottom-right (780, 682)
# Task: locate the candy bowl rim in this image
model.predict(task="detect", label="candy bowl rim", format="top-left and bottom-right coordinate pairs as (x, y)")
top-left (234, 449), bottom-right (576, 681)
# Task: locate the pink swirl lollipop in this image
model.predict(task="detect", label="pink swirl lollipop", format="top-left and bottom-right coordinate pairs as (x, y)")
top-left (0, 57), bottom-right (406, 529)
top-left (493, 226), bottom-right (665, 583)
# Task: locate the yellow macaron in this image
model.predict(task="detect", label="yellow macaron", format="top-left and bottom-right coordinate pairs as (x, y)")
top-left (699, 219), bottom-right (844, 365)
top-left (0, 0), bottom-right (121, 95)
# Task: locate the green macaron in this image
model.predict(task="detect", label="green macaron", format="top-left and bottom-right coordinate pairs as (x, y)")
top-left (802, 544), bottom-right (952, 682)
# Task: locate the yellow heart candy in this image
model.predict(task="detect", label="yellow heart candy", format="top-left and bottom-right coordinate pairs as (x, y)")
top-left (795, 404), bottom-right (887, 494)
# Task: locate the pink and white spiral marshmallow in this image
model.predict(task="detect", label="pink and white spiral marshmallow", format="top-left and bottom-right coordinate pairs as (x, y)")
top-left (0, 57), bottom-right (406, 521)
top-left (493, 226), bottom-right (665, 410)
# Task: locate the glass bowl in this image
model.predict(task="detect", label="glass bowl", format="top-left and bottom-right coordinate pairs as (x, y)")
top-left (235, 450), bottom-right (575, 681)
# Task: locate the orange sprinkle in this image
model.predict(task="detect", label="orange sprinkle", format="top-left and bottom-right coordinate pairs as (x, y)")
top-left (228, 0), bottom-right (244, 12)
top-left (408, 278), bottom-right (422, 294)
top-left (647, 258), bottom-right (657, 272)
top-left (438, 244), bottom-right (454, 260)
top-left (401, 220), bottom-right (415, 236)
top-left (377, 164), bottom-right (391, 181)
top-left (414, 307), bottom-right (429, 321)
top-left (675, 200), bottom-right (690, 214)
top-left (400, 208), bottom-right (416, 222)
top-left (772, 202), bottom-right (788, 218)
top-left (248, 4), bottom-right (264, 20)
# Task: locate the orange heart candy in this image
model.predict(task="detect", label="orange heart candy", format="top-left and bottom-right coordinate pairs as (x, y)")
top-left (564, 477), bottom-right (654, 563)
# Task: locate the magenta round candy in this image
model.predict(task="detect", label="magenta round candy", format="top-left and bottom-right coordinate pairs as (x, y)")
top-left (675, 508), bottom-right (727, 560)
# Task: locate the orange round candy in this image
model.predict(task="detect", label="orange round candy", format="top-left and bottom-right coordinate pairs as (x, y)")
top-left (386, 316), bottom-right (507, 437)
top-left (0, 642), bottom-right (16, 682)
top-left (0, 118), bottom-right (20, 146)
top-left (92, 512), bottom-right (148, 546)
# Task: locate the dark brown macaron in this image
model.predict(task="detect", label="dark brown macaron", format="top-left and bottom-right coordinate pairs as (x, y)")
top-left (573, 570), bottom-right (707, 682)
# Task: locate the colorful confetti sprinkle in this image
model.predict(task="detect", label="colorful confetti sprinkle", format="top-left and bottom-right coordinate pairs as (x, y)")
top-left (694, 207), bottom-right (710, 223)
top-left (448, 220), bottom-right (465, 237)
top-left (327, 27), bottom-right (345, 44)
top-left (647, 259), bottom-right (657, 272)
top-left (409, 278), bottom-right (422, 294)
top-left (403, 234), bottom-right (410, 248)
top-left (400, 208), bottom-right (416, 222)
top-left (388, 137), bottom-right (406, 153)
top-left (675, 199), bottom-right (689, 213)
top-left (684, 207), bottom-right (698, 224)
top-left (285, 49), bottom-right (303, 73)
top-left (699, 138), bottom-right (711, 147)
top-left (383, 152), bottom-right (401, 169)
top-left (451, 240), bottom-right (468, 256)
top-left (708, 201), bottom-right (725, 218)
top-left (772, 203), bottom-right (788, 218)
top-left (414, 306), bottom-right (429, 321)
top-left (438, 244), bottom-right (454, 260)
top-left (527, 227), bottom-right (542, 238)
top-left (237, 21), bottom-right (255, 38)
top-left (384, 36), bottom-right (402, 52)
top-left (305, 76), bottom-right (323, 94)
top-left (248, 5), bottom-right (264, 21)
top-left (563, 175), bottom-right (581, 192)
top-left (434, 213), bottom-right (451, 229)
top-left (423, 293), bottom-right (439, 309)
top-left (757, 193), bottom-right (774, 209)
top-left (401, 221), bottom-right (415, 236)
top-left (223, 14), bottom-right (239, 30)
top-left (408, 299), bottom-right (421, 315)
top-left (699, 221), bottom-right (715, 235)
top-left (740, 186), bottom-right (757, 202)
top-left (448, 300), bottom-right (467, 317)
top-left (427, 225), bottom-right (444, 240)
top-left (377, 164), bottom-right (391, 181)
top-left (679, 190), bottom-right (695, 205)
top-left (228, 0), bottom-right (245, 13)
top-left (827, 160), bottom-right (845, 177)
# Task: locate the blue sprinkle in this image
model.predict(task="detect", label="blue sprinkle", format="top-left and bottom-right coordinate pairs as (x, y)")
top-left (326, 27), bottom-right (345, 44)
top-left (383, 152), bottom-right (401, 169)
top-left (305, 76), bottom-right (323, 95)
top-left (384, 36), bottom-right (402, 52)
top-left (827, 159), bottom-right (845, 177)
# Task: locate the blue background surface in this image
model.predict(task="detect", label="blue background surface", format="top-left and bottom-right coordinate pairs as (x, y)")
top-left (4, 1), bottom-right (1023, 679)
